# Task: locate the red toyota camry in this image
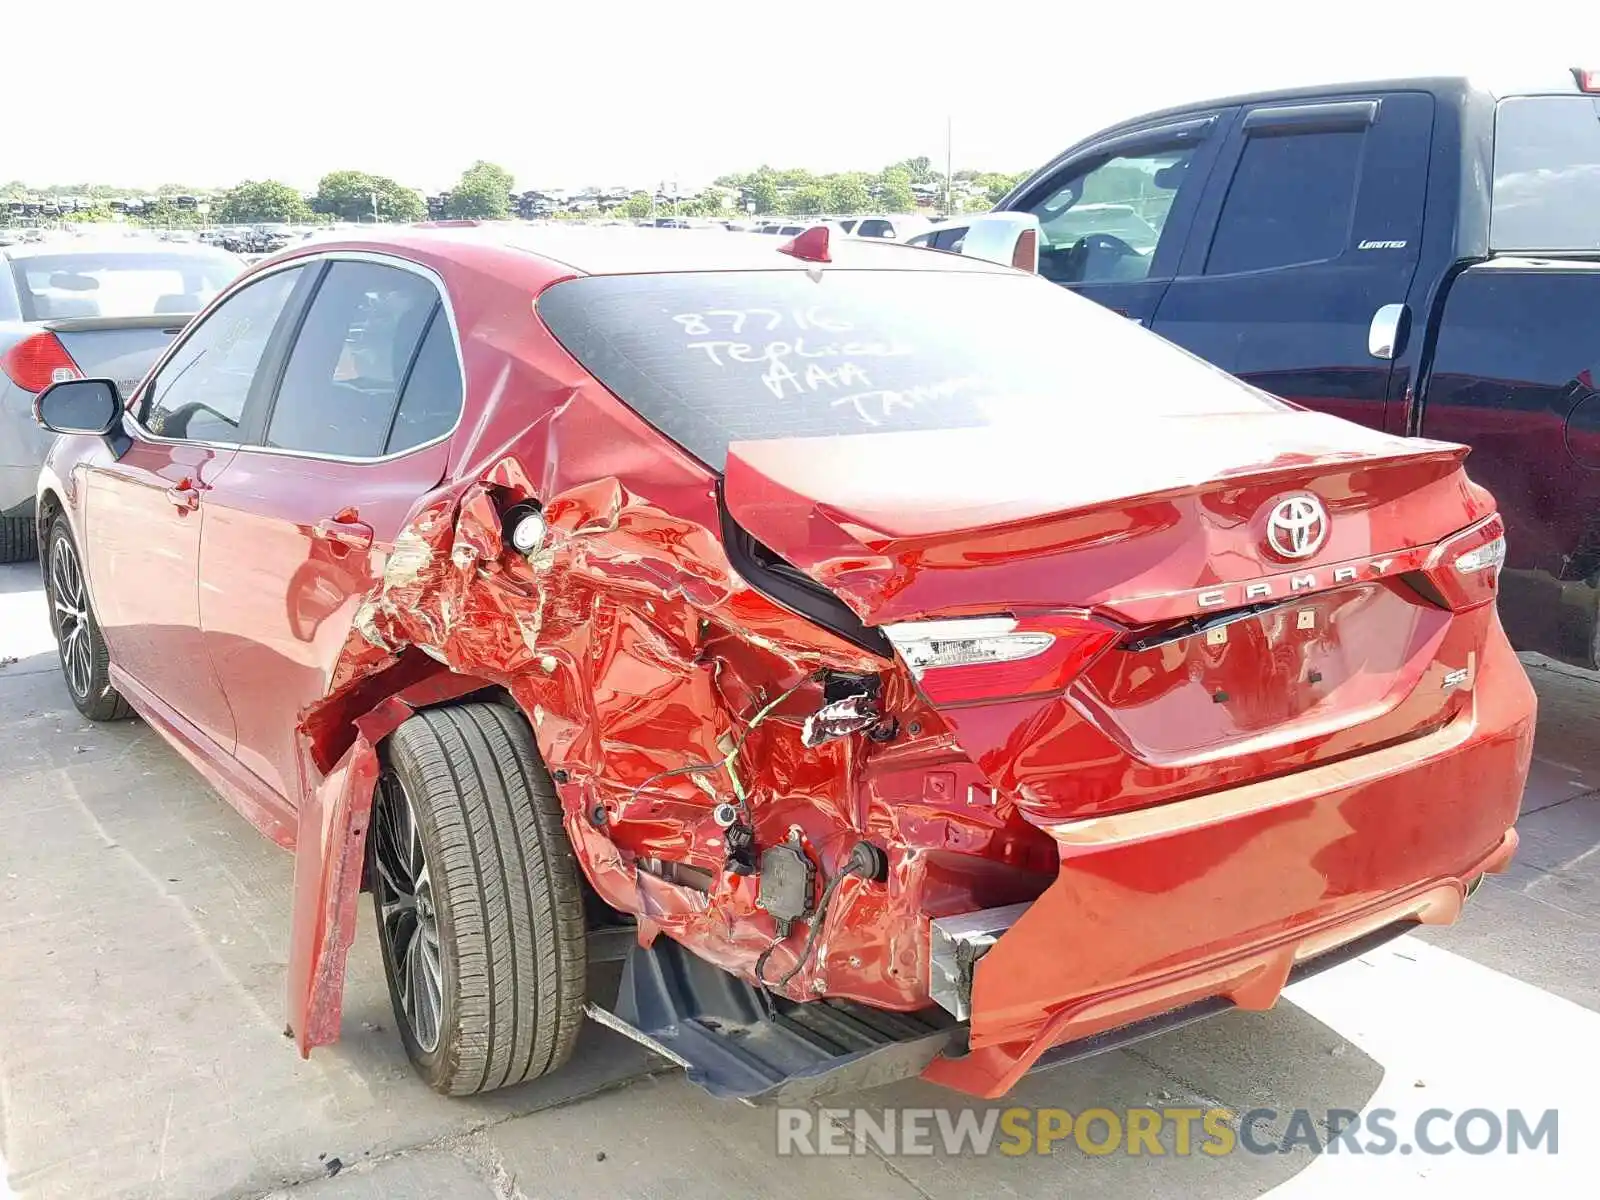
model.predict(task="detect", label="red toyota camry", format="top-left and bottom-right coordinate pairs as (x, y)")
top-left (32, 224), bottom-right (1534, 1101)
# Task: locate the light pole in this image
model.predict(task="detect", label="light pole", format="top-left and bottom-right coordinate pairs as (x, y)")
top-left (945, 115), bottom-right (954, 216)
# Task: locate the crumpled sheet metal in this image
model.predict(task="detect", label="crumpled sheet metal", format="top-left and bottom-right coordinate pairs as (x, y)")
top-left (293, 372), bottom-right (1058, 1048)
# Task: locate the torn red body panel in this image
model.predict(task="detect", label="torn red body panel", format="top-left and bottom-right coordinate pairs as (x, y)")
top-left (36, 224), bottom-right (1535, 1099)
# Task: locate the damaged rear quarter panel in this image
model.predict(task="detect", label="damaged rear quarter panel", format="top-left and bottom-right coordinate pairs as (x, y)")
top-left (290, 250), bottom-right (1054, 1051)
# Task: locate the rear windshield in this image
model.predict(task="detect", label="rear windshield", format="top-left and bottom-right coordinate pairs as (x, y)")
top-left (536, 269), bottom-right (1281, 470)
top-left (9, 249), bottom-right (243, 322)
top-left (1491, 95), bottom-right (1600, 252)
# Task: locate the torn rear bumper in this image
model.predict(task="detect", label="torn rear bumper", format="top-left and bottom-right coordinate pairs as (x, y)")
top-left (921, 632), bottom-right (1534, 1098)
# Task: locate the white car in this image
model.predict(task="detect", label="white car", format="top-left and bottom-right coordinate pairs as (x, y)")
top-left (837, 214), bottom-right (934, 240)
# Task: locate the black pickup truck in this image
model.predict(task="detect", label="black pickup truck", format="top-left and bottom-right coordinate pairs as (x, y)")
top-left (943, 72), bottom-right (1600, 668)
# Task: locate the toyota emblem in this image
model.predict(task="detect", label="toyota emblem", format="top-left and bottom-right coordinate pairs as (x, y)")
top-left (1265, 494), bottom-right (1329, 560)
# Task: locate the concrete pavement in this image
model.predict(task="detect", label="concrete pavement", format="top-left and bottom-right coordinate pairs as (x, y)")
top-left (0, 560), bottom-right (1594, 1199)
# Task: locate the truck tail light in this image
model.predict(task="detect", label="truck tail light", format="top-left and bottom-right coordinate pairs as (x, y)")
top-left (0, 332), bottom-right (83, 394)
top-left (1417, 514), bottom-right (1506, 610)
top-left (883, 612), bottom-right (1119, 705)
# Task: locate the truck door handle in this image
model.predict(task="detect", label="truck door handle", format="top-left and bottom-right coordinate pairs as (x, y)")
top-left (165, 478), bottom-right (200, 511)
top-left (1368, 303), bottom-right (1409, 360)
top-left (313, 509), bottom-right (374, 551)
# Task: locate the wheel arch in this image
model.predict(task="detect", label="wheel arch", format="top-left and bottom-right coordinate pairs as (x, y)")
top-left (35, 484), bottom-right (67, 580)
top-left (286, 651), bottom-right (506, 1056)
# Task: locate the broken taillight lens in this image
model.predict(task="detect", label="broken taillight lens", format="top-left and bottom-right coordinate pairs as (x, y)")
top-left (883, 612), bottom-right (1119, 705)
top-left (1419, 513), bottom-right (1506, 610)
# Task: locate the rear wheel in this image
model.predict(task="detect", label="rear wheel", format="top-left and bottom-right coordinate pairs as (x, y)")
top-left (371, 702), bottom-right (587, 1095)
top-left (0, 515), bottom-right (36, 564)
top-left (46, 517), bottom-right (131, 721)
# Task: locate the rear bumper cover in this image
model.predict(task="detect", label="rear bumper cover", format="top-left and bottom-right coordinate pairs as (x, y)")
top-left (923, 628), bottom-right (1535, 1098)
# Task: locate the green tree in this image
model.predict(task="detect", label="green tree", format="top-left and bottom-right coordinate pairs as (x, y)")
top-left (873, 169), bottom-right (915, 213)
top-left (784, 183), bottom-right (829, 217)
top-left (217, 179), bottom-right (312, 224)
top-left (137, 198), bottom-right (201, 229)
top-left (824, 173), bottom-right (871, 215)
top-left (683, 193), bottom-right (727, 218)
top-left (622, 191), bottom-right (653, 220)
top-left (446, 160), bottom-right (514, 220)
top-left (890, 156), bottom-right (935, 184)
top-left (774, 167), bottom-right (815, 190)
top-left (742, 170), bottom-right (780, 215)
top-left (313, 170), bottom-right (425, 223)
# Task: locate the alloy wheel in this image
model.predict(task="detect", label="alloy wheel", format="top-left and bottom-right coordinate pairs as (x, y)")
top-left (372, 769), bottom-right (444, 1053)
top-left (50, 537), bottom-right (93, 700)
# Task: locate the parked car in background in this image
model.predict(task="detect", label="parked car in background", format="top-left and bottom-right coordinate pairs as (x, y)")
top-left (34, 224), bottom-right (1531, 1104)
top-left (0, 239), bottom-right (244, 560)
top-left (847, 213), bottom-right (933, 240)
top-left (946, 69), bottom-right (1600, 668)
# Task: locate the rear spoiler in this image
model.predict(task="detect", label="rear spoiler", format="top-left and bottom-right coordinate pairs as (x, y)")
top-left (43, 313), bottom-right (194, 334)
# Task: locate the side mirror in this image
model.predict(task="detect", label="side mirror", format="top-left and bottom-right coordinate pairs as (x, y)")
top-left (34, 378), bottom-right (122, 436)
top-left (949, 213), bottom-right (1043, 273)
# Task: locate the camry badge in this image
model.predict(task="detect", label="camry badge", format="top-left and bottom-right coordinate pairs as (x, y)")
top-left (1265, 494), bottom-right (1329, 560)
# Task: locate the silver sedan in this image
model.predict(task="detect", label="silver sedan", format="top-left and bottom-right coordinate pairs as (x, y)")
top-left (0, 238), bottom-right (244, 561)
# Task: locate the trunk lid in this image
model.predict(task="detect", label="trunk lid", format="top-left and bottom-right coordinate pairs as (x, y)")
top-left (723, 409), bottom-right (1495, 820)
top-left (48, 314), bottom-right (192, 398)
top-left (722, 408), bottom-right (1480, 626)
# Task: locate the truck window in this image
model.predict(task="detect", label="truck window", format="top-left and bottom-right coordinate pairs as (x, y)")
top-left (1025, 147), bottom-right (1196, 285)
top-left (1205, 130), bottom-right (1363, 274)
top-left (1491, 96), bottom-right (1600, 253)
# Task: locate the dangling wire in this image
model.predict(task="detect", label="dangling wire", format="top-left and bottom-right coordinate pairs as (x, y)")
top-left (626, 668), bottom-right (823, 819)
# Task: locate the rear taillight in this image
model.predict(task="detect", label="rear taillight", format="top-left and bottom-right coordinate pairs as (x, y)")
top-left (0, 332), bottom-right (83, 394)
top-left (884, 612), bottom-right (1119, 705)
top-left (1419, 514), bottom-right (1506, 610)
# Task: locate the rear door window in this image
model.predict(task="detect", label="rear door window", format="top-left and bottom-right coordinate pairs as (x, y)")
top-left (264, 261), bottom-right (439, 458)
top-left (1205, 129), bottom-right (1364, 274)
top-left (536, 268), bottom-right (1282, 471)
top-left (385, 308), bottom-right (463, 454)
top-left (1491, 95), bottom-right (1600, 252)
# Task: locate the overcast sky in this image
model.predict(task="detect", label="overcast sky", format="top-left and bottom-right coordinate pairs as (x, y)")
top-left (8, 1), bottom-right (1592, 192)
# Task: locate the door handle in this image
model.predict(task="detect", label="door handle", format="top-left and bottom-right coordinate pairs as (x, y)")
top-left (313, 512), bottom-right (375, 551)
top-left (1368, 303), bottom-right (1409, 360)
top-left (165, 478), bottom-right (200, 512)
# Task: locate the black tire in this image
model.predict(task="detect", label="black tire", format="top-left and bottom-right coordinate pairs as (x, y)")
top-left (45, 516), bottom-right (132, 721)
top-left (370, 702), bottom-right (587, 1096)
top-left (0, 515), bottom-right (36, 564)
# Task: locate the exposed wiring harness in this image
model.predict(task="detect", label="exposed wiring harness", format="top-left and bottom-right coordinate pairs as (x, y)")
top-left (626, 668), bottom-right (824, 820)
top-left (755, 840), bottom-right (884, 992)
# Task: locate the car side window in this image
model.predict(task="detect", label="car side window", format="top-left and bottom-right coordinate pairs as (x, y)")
top-left (856, 219), bottom-right (895, 239)
top-left (385, 307), bottom-right (462, 454)
top-left (1025, 146), bottom-right (1197, 285)
top-left (265, 261), bottom-right (439, 458)
top-left (140, 267), bottom-right (302, 442)
top-left (1205, 130), bottom-right (1363, 275)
